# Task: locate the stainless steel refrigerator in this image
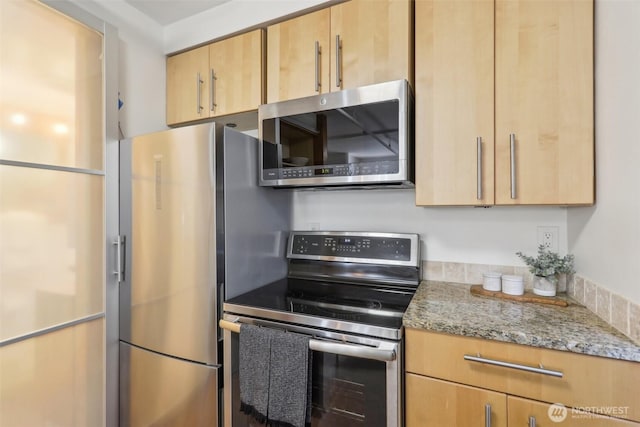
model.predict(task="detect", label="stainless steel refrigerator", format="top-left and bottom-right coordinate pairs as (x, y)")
top-left (118, 122), bottom-right (291, 426)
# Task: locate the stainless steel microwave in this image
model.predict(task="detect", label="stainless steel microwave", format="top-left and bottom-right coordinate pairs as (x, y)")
top-left (258, 79), bottom-right (414, 188)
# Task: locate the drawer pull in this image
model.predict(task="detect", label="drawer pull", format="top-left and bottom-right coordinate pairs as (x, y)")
top-left (463, 354), bottom-right (563, 378)
top-left (529, 416), bottom-right (536, 427)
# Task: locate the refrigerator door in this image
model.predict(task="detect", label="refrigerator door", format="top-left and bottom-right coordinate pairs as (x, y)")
top-left (120, 123), bottom-right (218, 364)
top-left (120, 342), bottom-right (219, 427)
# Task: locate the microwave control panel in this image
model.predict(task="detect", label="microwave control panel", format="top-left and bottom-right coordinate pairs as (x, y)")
top-left (264, 160), bottom-right (400, 181)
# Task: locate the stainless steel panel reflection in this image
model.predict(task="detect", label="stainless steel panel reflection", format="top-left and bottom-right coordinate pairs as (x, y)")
top-left (223, 127), bottom-right (291, 300)
top-left (122, 123), bottom-right (217, 364)
top-left (0, 319), bottom-right (104, 427)
top-left (120, 342), bottom-right (218, 427)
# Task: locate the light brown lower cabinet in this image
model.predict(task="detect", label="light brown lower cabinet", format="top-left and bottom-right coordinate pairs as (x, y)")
top-left (406, 375), bottom-right (639, 426)
top-left (405, 328), bottom-right (640, 426)
top-left (508, 396), bottom-right (639, 427)
top-left (406, 374), bottom-right (507, 427)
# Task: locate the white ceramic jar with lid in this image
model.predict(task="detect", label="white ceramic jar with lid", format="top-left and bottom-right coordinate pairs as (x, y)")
top-left (482, 272), bottom-right (502, 291)
top-left (501, 275), bottom-right (524, 296)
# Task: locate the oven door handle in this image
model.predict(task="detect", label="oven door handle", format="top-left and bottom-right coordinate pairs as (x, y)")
top-left (219, 319), bottom-right (396, 362)
top-left (309, 340), bottom-right (396, 362)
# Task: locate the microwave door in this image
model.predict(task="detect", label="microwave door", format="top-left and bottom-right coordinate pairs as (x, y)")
top-left (258, 79), bottom-right (413, 187)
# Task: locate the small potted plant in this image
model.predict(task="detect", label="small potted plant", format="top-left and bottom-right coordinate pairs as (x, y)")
top-left (516, 245), bottom-right (575, 296)
top-left (556, 252), bottom-right (576, 292)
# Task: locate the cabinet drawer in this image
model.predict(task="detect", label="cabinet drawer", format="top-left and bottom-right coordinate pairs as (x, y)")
top-left (406, 329), bottom-right (640, 422)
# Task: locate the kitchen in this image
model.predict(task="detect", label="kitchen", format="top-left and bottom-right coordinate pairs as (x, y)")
top-left (0, 0), bottom-right (639, 426)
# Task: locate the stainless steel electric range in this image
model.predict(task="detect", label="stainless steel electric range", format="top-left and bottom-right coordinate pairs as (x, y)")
top-left (221, 231), bottom-right (421, 427)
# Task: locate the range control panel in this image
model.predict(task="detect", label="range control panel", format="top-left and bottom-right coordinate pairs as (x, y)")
top-left (288, 232), bottom-right (418, 264)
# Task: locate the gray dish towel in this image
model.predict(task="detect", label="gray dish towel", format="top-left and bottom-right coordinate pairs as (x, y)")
top-left (267, 331), bottom-right (312, 427)
top-left (239, 324), bottom-right (274, 423)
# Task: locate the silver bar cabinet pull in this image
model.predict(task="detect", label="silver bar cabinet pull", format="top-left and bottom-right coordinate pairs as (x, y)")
top-left (510, 133), bottom-right (516, 199)
top-left (477, 136), bottom-right (483, 200)
top-left (485, 403), bottom-right (492, 427)
top-left (464, 354), bottom-right (564, 378)
top-left (529, 416), bottom-right (536, 427)
top-left (196, 72), bottom-right (203, 115)
top-left (210, 69), bottom-right (216, 112)
top-left (314, 41), bottom-right (321, 92)
top-left (335, 34), bottom-right (342, 88)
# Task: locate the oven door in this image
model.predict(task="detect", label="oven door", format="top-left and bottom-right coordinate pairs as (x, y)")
top-left (221, 315), bottom-right (402, 427)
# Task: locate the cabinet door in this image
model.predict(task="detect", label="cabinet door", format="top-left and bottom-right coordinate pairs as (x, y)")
top-left (266, 9), bottom-right (330, 103)
top-left (406, 374), bottom-right (507, 427)
top-left (209, 30), bottom-right (264, 117)
top-left (414, 0), bottom-right (494, 206)
top-left (508, 396), bottom-right (640, 426)
top-left (166, 45), bottom-right (210, 125)
top-left (330, 0), bottom-right (413, 91)
top-left (495, 0), bottom-right (594, 205)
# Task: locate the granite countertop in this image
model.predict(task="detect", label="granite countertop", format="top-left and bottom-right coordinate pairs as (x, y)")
top-left (404, 281), bottom-right (640, 363)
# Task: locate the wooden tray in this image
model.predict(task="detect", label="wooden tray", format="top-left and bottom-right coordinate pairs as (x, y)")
top-left (470, 285), bottom-right (569, 307)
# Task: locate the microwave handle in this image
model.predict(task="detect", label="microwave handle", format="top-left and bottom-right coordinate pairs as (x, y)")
top-left (219, 319), bottom-right (396, 362)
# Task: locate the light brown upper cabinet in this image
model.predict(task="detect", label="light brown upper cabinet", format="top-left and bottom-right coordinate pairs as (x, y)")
top-left (167, 29), bottom-right (265, 126)
top-left (266, 9), bottom-right (331, 102)
top-left (415, 0), bottom-right (594, 206)
top-left (167, 45), bottom-right (209, 125)
top-left (266, 0), bottom-right (414, 103)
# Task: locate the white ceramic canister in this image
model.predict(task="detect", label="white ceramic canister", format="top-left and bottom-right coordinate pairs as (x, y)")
top-left (501, 275), bottom-right (524, 296)
top-left (482, 272), bottom-right (502, 291)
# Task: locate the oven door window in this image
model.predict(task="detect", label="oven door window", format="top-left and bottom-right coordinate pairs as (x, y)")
top-left (310, 351), bottom-right (386, 426)
top-left (230, 334), bottom-right (387, 427)
top-left (261, 100), bottom-right (400, 177)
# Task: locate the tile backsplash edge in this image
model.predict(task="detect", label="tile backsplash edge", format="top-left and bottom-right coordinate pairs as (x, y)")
top-left (421, 261), bottom-right (640, 345)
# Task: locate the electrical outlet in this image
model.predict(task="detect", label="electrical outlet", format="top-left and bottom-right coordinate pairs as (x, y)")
top-left (537, 226), bottom-right (559, 252)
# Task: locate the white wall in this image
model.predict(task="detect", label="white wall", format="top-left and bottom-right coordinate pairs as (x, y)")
top-left (68, 0), bottom-right (167, 137)
top-left (116, 36), bottom-right (167, 138)
top-left (567, 0), bottom-right (640, 305)
top-left (164, 0), bottom-right (333, 54)
top-left (293, 190), bottom-right (567, 266)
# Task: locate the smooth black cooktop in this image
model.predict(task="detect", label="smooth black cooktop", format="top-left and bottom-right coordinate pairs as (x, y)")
top-left (224, 278), bottom-right (415, 333)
